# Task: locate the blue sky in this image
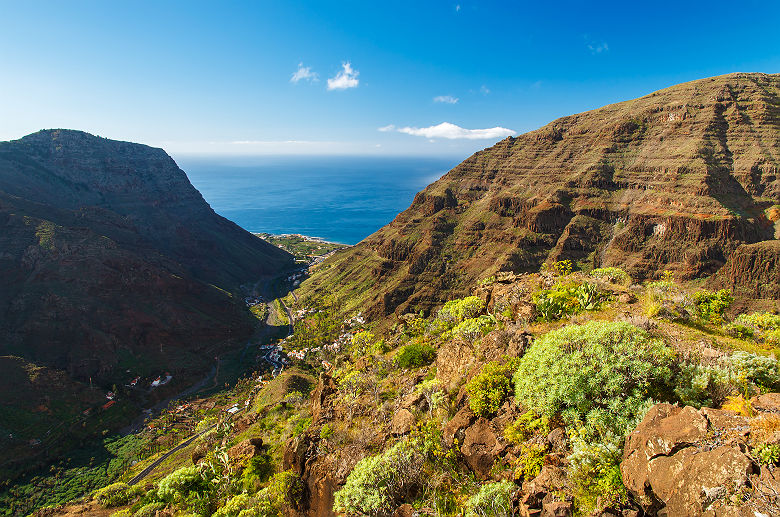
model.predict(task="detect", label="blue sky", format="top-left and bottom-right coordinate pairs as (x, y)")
top-left (1, 0), bottom-right (778, 158)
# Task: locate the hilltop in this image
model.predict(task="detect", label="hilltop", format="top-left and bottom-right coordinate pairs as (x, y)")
top-left (0, 130), bottom-right (293, 482)
top-left (301, 73), bottom-right (780, 319)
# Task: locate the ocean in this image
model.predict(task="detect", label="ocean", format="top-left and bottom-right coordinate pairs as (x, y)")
top-left (176, 155), bottom-right (460, 245)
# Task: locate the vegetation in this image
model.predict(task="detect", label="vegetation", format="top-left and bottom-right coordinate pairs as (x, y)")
top-left (590, 267), bottom-right (631, 286)
top-left (464, 480), bottom-right (516, 517)
top-left (533, 282), bottom-right (604, 322)
top-left (333, 440), bottom-right (422, 516)
top-left (395, 342), bottom-right (436, 369)
top-left (514, 321), bottom-right (675, 437)
top-left (466, 361), bottom-right (516, 417)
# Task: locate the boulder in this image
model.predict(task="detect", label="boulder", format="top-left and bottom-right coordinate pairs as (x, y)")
top-left (461, 418), bottom-right (498, 479)
top-left (443, 405), bottom-right (476, 447)
top-left (311, 373), bottom-right (338, 424)
top-left (621, 403), bottom-right (756, 516)
top-left (227, 437), bottom-right (264, 468)
top-left (391, 408), bottom-right (415, 435)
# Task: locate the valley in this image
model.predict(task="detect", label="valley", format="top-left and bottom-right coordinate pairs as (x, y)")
top-left (2, 72), bottom-right (779, 517)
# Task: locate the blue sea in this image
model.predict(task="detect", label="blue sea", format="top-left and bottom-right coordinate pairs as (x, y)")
top-left (176, 156), bottom-right (460, 245)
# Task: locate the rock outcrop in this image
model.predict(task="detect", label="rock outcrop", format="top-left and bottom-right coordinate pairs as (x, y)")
top-left (302, 73), bottom-right (780, 318)
top-left (621, 402), bottom-right (780, 516)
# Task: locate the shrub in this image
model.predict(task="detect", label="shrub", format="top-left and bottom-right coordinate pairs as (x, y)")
top-left (109, 510), bottom-right (132, 517)
top-left (333, 441), bottom-right (422, 516)
top-left (213, 493), bottom-right (267, 517)
top-left (674, 362), bottom-right (732, 408)
top-left (467, 361), bottom-right (515, 417)
top-left (396, 342), bottom-right (436, 369)
top-left (754, 443), bottom-right (780, 466)
top-left (292, 417), bottom-right (311, 437)
top-left (721, 351), bottom-right (780, 391)
top-left (438, 296), bottom-right (486, 324)
top-left (568, 431), bottom-right (627, 514)
top-left (320, 424), bottom-right (334, 440)
top-left (134, 502), bottom-right (166, 517)
top-left (517, 443), bottom-right (546, 480)
top-left (156, 466), bottom-right (208, 502)
top-left (692, 289), bottom-right (733, 324)
top-left (504, 411), bottom-right (550, 444)
top-left (452, 314), bottom-right (497, 341)
top-left (350, 330), bottom-right (375, 357)
top-left (724, 323), bottom-right (755, 339)
top-left (464, 480), bottom-right (516, 517)
top-left (533, 282), bottom-right (603, 322)
top-left (733, 312), bottom-right (780, 331)
top-left (590, 267), bottom-right (631, 286)
top-left (93, 482), bottom-right (142, 508)
top-left (514, 321), bottom-right (675, 438)
top-left (543, 259), bottom-right (573, 276)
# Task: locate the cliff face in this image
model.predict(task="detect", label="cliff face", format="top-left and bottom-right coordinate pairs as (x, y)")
top-left (303, 73), bottom-right (780, 317)
top-left (0, 130), bottom-right (293, 453)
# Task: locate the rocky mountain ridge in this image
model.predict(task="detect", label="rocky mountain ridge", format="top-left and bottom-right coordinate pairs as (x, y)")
top-left (302, 73), bottom-right (780, 318)
top-left (0, 130), bottom-right (292, 474)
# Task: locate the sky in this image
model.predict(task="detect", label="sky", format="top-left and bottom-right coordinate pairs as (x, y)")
top-left (1, 0), bottom-right (779, 158)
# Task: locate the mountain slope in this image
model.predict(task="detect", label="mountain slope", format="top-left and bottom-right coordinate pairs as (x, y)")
top-left (0, 130), bottom-right (293, 466)
top-left (302, 73), bottom-right (780, 318)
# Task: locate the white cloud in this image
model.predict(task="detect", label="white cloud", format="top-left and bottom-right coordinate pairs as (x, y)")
top-left (433, 95), bottom-right (459, 104)
top-left (327, 62), bottom-right (359, 90)
top-left (391, 122), bottom-right (515, 140)
top-left (480, 85), bottom-right (490, 95)
top-left (290, 63), bottom-right (318, 83)
top-left (377, 124), bottom-right (396, 132)
top-left (587, 41), bottom-right (609, 54)
top-left (455, 4), bottom-right (461, 11)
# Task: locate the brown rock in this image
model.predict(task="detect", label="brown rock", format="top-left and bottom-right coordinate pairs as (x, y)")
top-left (617, 293), bottom-right (637, 304)
top-left (542, 500), bottom-right (572, 517)
top-left (546, 428), bottom-right (568, 452)
top-left (622, 403), bottom-right (757, 516)
top-left (391, 408), bottom-right (415, 435)
top-left (751, 392), bottom-right (780, 413)
top-left (393, 504), bottom-right (414, 517)
top-left (227, 437), bottom-right (264, 468)
top-left (461, 417), bottom-right (498, 479)
top-left (311, 372), bottom-right (338, 424)
top-left (443, 405), bottom-right (476, 447)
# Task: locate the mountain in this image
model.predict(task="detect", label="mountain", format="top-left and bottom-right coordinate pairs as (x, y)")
top-left (0, 130), bottom-right (293, 468)
top-left (302, 73), bottom-right (780, 318)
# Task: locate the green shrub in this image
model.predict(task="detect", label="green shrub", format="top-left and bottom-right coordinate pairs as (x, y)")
top-left (109, 510), bottom-right (132, 517)
top-left (724, 323), bottom-right (755, 339)
top-left (438, 296), bottom-right (486, 324)
top-left (396, 342), bottom-right (436, 369)
top-left (514, 321), bottom-right (675, 438)
top-left (674, 362), bottom-right (732, 408)
top-left (543, 259), bottom-right (573, 276)
top-left (350, 330), bottom-right (375, 357)
top-left (334, 441), bottom-right (422, 516)
top-left (451, 314), bottom-right (497, 341)
top-left (590, 267), bottom-right (631, 286)
top-left (533, 282), bottom-right (603, 322)
top-left (134, 502), bottom-right (166, 517)
top-left (464, 480), bottom-right (516, 517)
top-left (213, 493), bottom-right (271, 517)
top-left (504, 411), bottom-right (550, 444)
top-left (754, 443), bottom-right (780, 466)
top-left (692, 289), bottom-right (733, 324)
top-left (93, 482), bottom-right (142, 508)
top-left (467, 361), bottom-right (515, 417)
top-left (733, 312), bottom-right (780, 331)
top-left (156, 466), bottom-right (208, 503)
top-left (320, 424), bottom-right (334, 440)
top-left (517, 443), bottom-right (546, 480)
top-left (568, 431), bottom-right (627, 514)
top-left (721, 351), bottom-right (780, 391)
top-left (241, 454), bottom-right (274, 491)
top-left (292, 417), bottom-right (311, 437)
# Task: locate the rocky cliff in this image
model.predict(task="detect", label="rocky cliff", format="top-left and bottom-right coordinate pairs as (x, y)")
top-left (0, 130), bottom-right (293, 463)
top-left (302, 73), bottom-right (780, 318)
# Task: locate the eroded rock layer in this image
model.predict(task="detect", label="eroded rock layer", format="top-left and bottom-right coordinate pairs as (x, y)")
top-left (303, 73), bottom-right (780, 317)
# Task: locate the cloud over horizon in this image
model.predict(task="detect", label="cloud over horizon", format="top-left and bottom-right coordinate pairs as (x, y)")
top-left (433, 95), bottom-right (459, 104)
top-left (327, 62), bottom-right (359, 90)
top-left (384, 122), bottom-right (515, 140)
top-left (290, 63), bottom-right (318, 83)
